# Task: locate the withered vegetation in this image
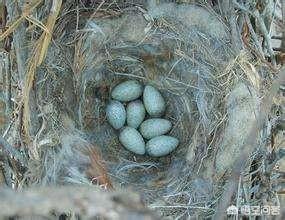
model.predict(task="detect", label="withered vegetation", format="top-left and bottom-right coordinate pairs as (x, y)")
top-left (0, 0), bottom-right (284, 219)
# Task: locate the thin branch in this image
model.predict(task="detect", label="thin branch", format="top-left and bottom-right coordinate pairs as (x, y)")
top-left (281, 0), bottom-right (285, 49)
top-left (0, 137), bottom-right (24, 165)
top-left (252, 9), bottom-right (276, 66)
top-left (244, 14), bottom-right (265, 58)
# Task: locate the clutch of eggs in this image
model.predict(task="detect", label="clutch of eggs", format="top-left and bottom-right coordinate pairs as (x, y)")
top-left (106, 80), bottom-right (179, 157)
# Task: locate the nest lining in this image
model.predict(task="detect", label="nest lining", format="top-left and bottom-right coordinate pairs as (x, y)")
top-left (20, 3), bottom-right (263, 219)
top-left (69, 7), bottom-right (230, 215)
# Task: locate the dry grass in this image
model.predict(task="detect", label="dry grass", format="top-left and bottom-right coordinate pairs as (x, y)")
top-left (22, 0), bottom-right (62, 151)
top-left (0, 0), bottom-right (284, 219)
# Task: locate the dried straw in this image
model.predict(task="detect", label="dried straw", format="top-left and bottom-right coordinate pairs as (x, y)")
top-left (0, 0), bottom-right (284, 219)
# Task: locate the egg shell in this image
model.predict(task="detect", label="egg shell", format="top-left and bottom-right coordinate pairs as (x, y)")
top-left (106, 100), bottom-right (126, 129)
top-left (111, 80), bottom-right (143, 102)
top-left (146, 135), bottom-right (179, 157)
top-left (127, 100), bottom-right (146, 128)
top-left (143, 85), bottom-right (165, 117)
top-left (139, 118), bottom-right (172, 139)
top-left (119, 126), bottom-right (145, 155)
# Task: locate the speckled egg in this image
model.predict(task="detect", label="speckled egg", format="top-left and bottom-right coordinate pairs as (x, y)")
top-left (111, 80), bottom-right (143, 102)
top-left (126, 100), bottom-right (146, 128)
top-left (106, 100), bottom-right (126, 129)
top-left (146, 135), bottom-right (179, 157)
top-left (139, 118), bottom-right (172, 139)
top-left (143, 85), bottom-right (165, 117)
top-left (119, 126), bottom-right (145, 155)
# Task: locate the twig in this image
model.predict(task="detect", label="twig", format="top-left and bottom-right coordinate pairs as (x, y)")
top-left (4, 1), bottom-right (42, 86)
top-left (244, 14), bottom-right (265, 59)
top-left (0, 160), bottom-right (12, 187)
top-left (5, 53), bottom-right (11, 112)
top-left (227, 1), bottom-right (243, 52)
top-left (234, 0), bottom-right (277, 66)
top-left (252, 9), bottom-right (276, 66)
top-left (281, 0), bottom-right (285, 50)
top-left (265, 148), bottom-right (285, 175)
top-left (0, 137), bottom-right (24, 165)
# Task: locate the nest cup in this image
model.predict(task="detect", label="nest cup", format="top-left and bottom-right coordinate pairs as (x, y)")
top-left (74, 3), bottom-right (232, 211)
top-left (40, 3), bottom-right (239, 218)
top-left (90, 77), bottom-right (193, 181)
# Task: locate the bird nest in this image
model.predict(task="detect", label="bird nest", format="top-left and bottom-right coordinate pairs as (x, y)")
top-left (40, 4), bottom-right (233, 217)
top-left (3, 1), bottom-right (281, 219)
